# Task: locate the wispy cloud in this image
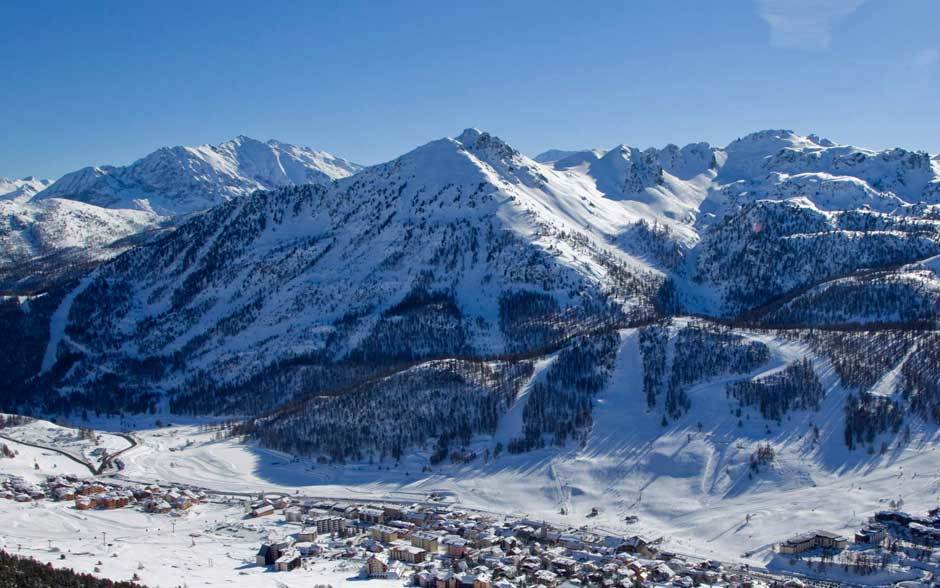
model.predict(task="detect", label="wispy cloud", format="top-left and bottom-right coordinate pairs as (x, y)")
top-left (757, 0), bottom-right (865, 50)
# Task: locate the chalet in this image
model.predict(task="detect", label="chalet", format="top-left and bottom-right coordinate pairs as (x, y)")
top-left (874, 510), bottom-right (915, 526)
top-left (388, 519), bottom-right (416, 534)
top-left (551, 556), bottom-right (578, 576)
top-left (909, 522), bottom-right (940, 546)
top-left (855, 524), bottom-right (886, 544)
top-left (144, 498), bottom-right (172, 513)
top-left (778, 530), bottom-right (848, 554)
top-left (96, 492), bottom-right (131, 509)
top-left (330, 501), bottom-right (353, 514)
top-left (359, 507), bottom-right (385, 524)
top-left (251, 504), bottom-right (275, 518)
top-left (256, 541), bottom-right (291, 566)
top-left (412, 530), bottom-right (441, 552)
top-left (533, 569), bottom-right (558, 585)
top-left (52, 487), bottom-right (75, 501)
top-left (296, 526), bottom-right (317, 542)
top-left (430, 570), bottom-right (457, 588)
top-left (616, 535), bottom-right (653, 558)
top-left (362, 555), bottom-right (388, 578)
top-left (294, 541), bottom-right (320, 556)
top-left (172, 496), bottom-right (192, 510)
top-left (274, 548), bottom-right (302, 571)
top-left (390, 543), bottom-right (427, 563)
top-left (457, 572), bottom-right (492, 588)
top-left (248, 498), bottom-right (272, 513)
top-left (444, 536), bottom-right (468, 558)
top-left (312, 515), bottom-right (346, 535)
top-left (371, 524), bottom-right (401, 543)
top-left (77, 483), bottom-right (106, 496)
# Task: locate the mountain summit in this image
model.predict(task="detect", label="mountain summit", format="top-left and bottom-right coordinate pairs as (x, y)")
top-left (34, 136), bottom-right (362, 215)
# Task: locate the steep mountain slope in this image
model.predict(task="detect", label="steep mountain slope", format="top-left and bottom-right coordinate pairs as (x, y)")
top-left (34, 129), bottom-right (666, 413)
top-left (539, 129), bottom-right (940, 317)
top-left (2, 138), bottom-right (361, 292)
top-left (0, 198), bottom-right (159, 267)
top-left (5, 128), bottom-right (940, 483)
top-left (0, 198), bottom-right (165, 292)
top-left (35, 135), bottom-right (362, 215)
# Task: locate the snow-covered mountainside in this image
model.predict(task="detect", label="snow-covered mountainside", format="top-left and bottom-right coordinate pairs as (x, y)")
top-left (33, 129), bottom-right (668, 413)
top-left (0, 176), bottom-right (51, 202)
top-left (537, 129), bottom-right (940, 317)
top-left (0, 198), bottom-right (159, 267)
top-left (2, 129), bottom-right (939, 481)
top-left (0, 197), bottom-right (166, 293)
top-left (35, 135), bottom-right (362, 215)
top-left (1, 137), bottom-right (361, 292)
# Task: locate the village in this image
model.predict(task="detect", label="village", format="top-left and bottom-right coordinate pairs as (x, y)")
top-left (0, 468), bottom-right (767, 587)
top-left (3, 415), bottom-right (940, 587)
top-left (8, 467), bottom-right (940, 587)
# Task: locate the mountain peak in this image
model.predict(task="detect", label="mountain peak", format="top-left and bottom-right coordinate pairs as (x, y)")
top-left (455, 128), bottom-right (485, 144)
top-left (35, 137), bottom-right (362, 215)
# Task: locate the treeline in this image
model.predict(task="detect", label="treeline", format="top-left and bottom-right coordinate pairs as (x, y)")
top-left (507, 332), bottom-right (620, 453)
top-left (727, 359), bottom-right (823, 421)
top-left (901, 333), bottom-right (940, 422)
top-left (0, 414), bottom-right (33, 429)
top-left (696, 199), bottom-right (940, 313)
top-left (240, 358), bottom-right (533, 463)
top-left (0, 550), bottom-right (145, 588)
top-left (640, 322), bottom-right (770, 419)
top-left (844, 393), bottom-right (904, 451)
top-left (804, 330), bottom-right (914, 390)
top-left (763, 274), bottom-right (940, 327)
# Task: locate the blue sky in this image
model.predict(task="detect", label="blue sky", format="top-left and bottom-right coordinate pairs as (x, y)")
top-left (1, 0), bottom-right (938, 179)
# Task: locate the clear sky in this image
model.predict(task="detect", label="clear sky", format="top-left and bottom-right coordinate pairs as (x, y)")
top-left (1, 0), bottom-right (938, 179)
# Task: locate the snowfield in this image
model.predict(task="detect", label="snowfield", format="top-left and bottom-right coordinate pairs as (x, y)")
top-left (5, 324), bottom-right (939, 585)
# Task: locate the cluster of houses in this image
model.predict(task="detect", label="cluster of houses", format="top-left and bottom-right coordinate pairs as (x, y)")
top-left (864, 508), bottom-right (940, 548)
top-left (1, 475), bottom-right (45, 502)
top-left (250, 498), bottom-right (771, 587)
top-left (776, 506), bottom-right (940, 566)
top-left (38, 476), bottom-right (206, 513)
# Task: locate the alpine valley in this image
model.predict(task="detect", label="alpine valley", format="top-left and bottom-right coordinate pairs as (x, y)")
top-left (3, 128), bottom-right (940, 580)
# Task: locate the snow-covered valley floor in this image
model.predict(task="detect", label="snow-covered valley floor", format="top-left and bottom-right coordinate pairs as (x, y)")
top-left (2, 328), bottom-right (940, 586)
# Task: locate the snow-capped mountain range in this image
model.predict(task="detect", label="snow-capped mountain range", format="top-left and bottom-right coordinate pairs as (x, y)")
top-left (35, 135), bottom-right (362, 215)
top-left (5, 128), bottom-right (932, 397)
top-left (0, 136), bottom-right (361, 291)
top-left (2, 128), bottom-right (939, 480)
top-left (5, 129), bottom-right (940, 580)
top-left (0, 176), bottom-right (52, 202)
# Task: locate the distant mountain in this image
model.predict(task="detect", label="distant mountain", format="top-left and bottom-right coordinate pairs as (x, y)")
top-left (32, 128), bottom-right (664, 412)
top-left (0, 176), bottom-right (52, 202)
top-left (0, 197), bottom-right (160, 269)
top-left (35, 135), bottom-right (362, 215)
top-left (2, 137), bottom-right (362, 292)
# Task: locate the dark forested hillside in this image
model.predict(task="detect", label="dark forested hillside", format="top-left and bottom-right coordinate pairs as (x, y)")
top-left (0, 551), bottom-right (146, 588)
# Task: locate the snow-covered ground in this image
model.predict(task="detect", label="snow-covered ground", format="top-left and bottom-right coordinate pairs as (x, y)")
top-left (0, 416), bottom-right (132, 471)
top-left (4, 326), bottom-right (940, 585)
top-left (0, 497), bottom-right (405, 588)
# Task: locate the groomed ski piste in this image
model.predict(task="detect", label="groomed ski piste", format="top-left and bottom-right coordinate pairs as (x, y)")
top-left (2, 321), bottom-right (939, 586)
